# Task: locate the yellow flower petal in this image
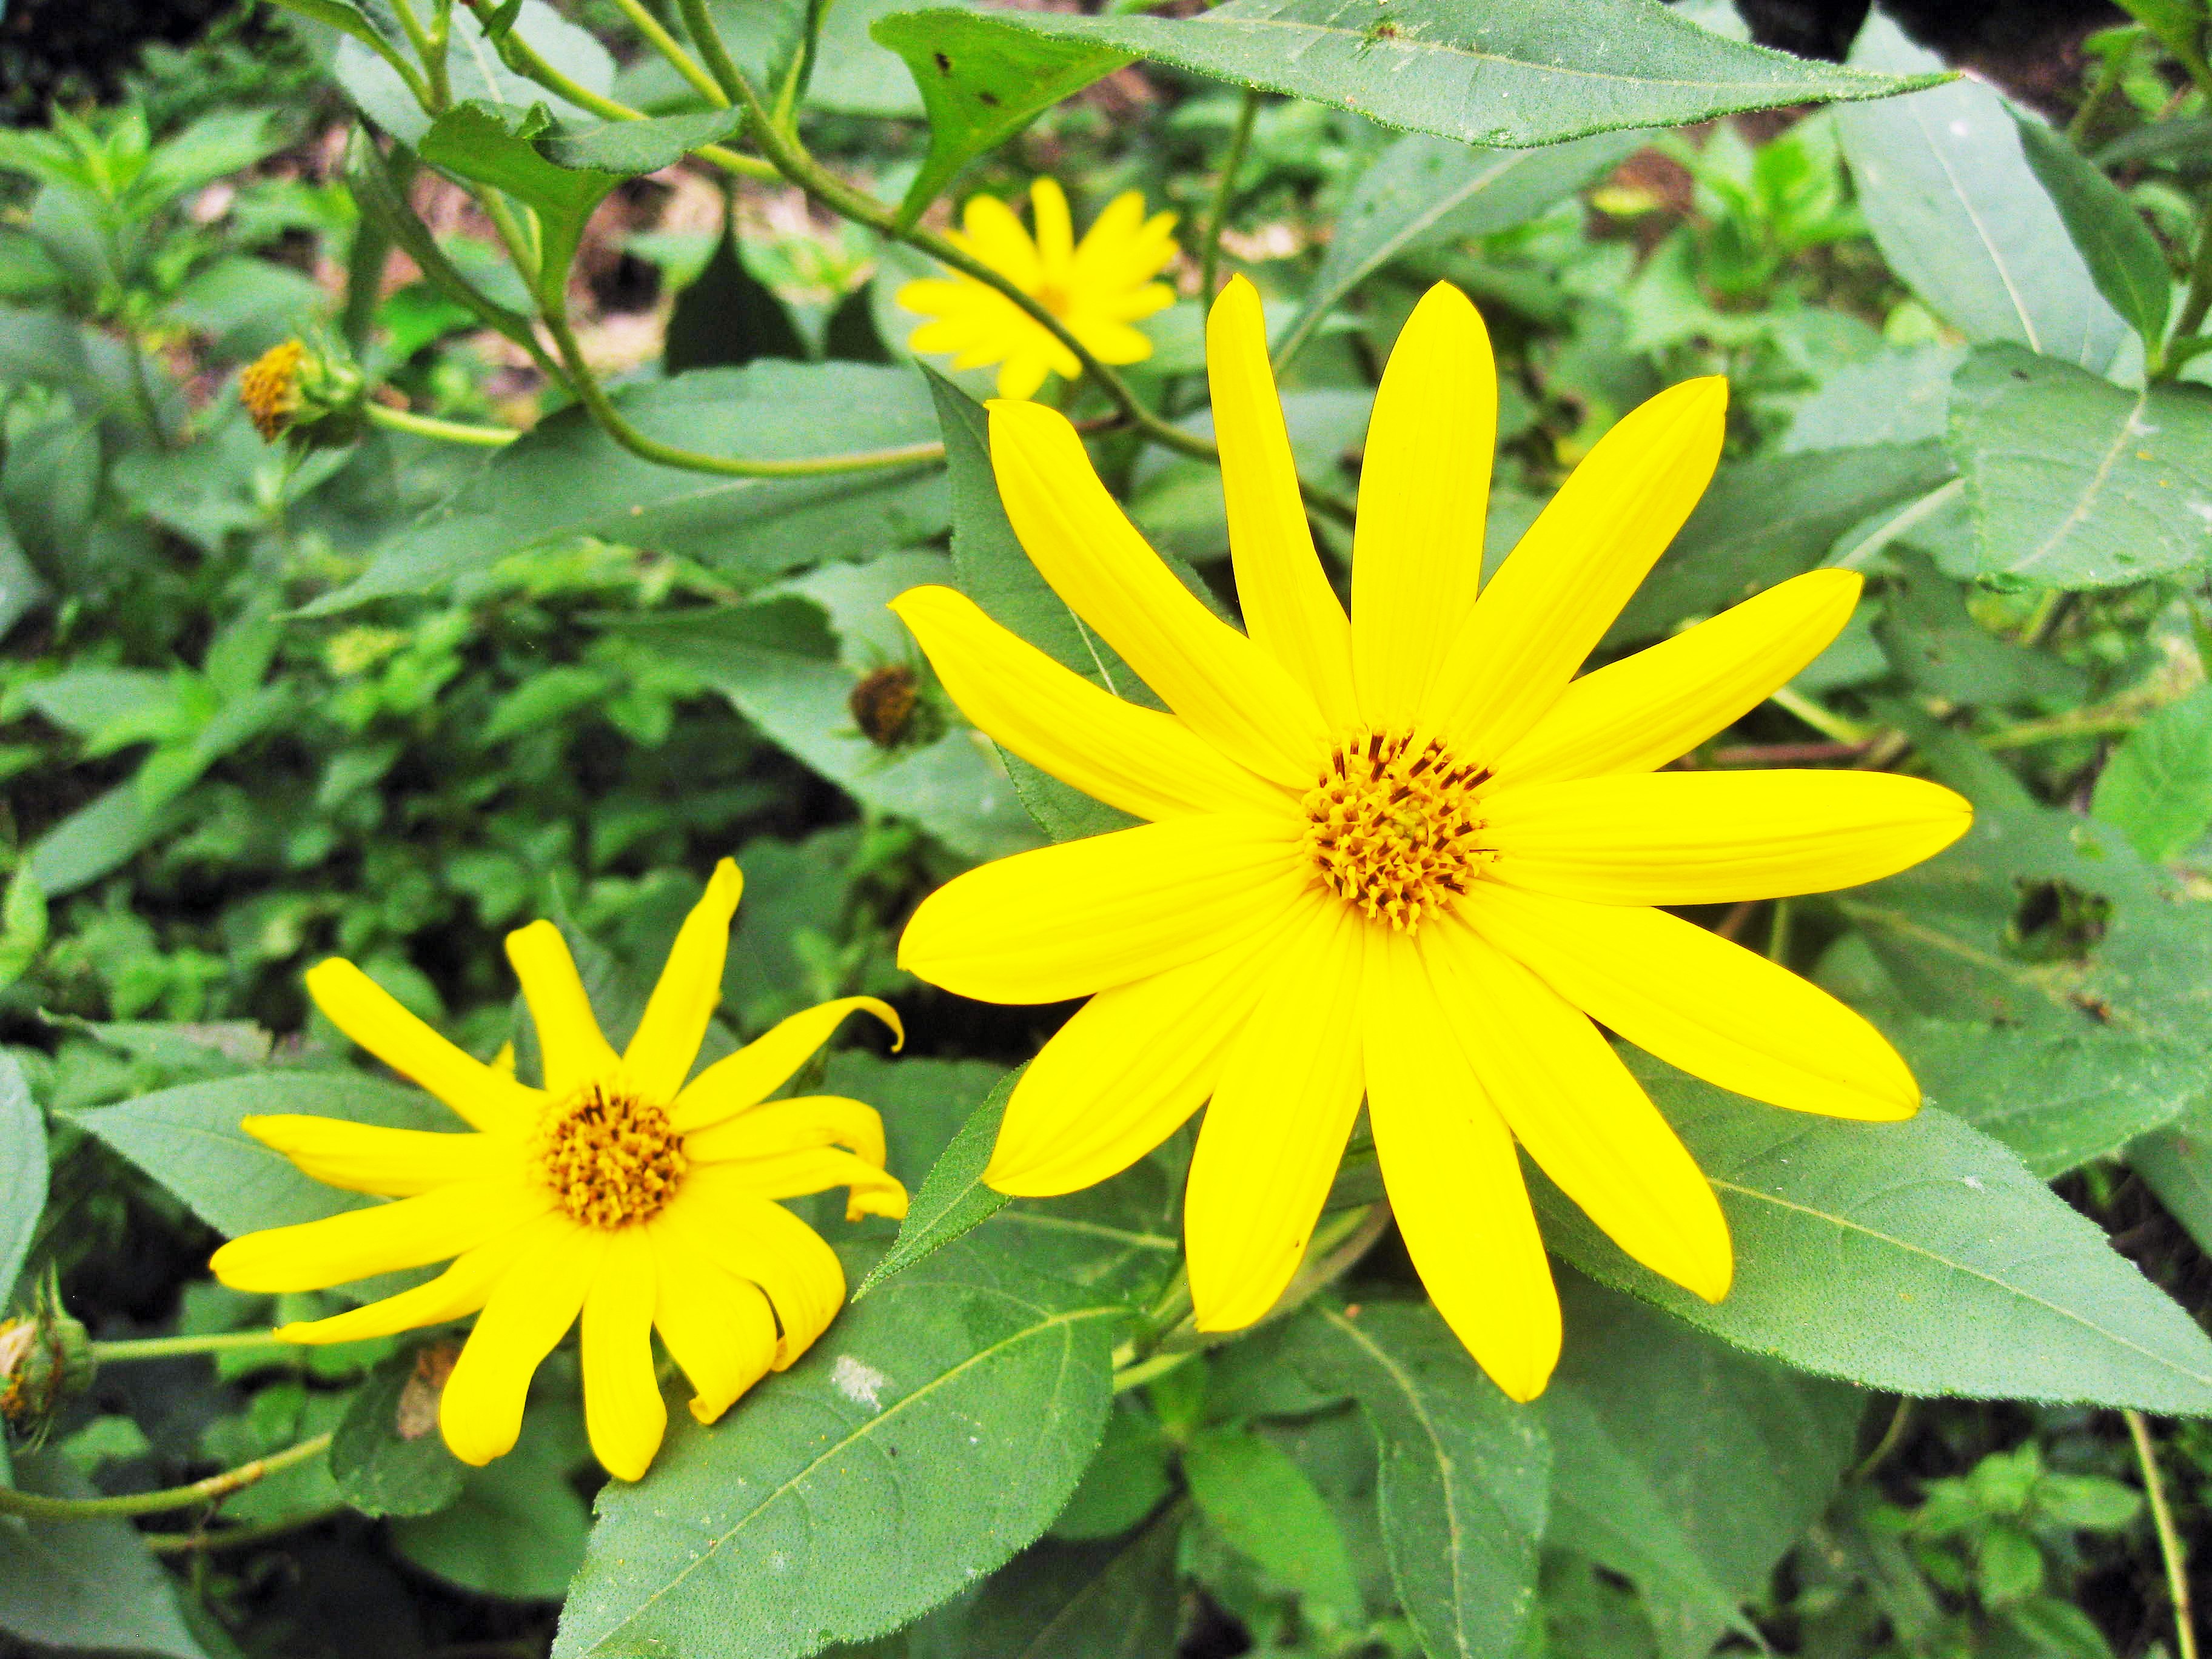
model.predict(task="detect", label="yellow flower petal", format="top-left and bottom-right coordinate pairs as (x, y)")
top-left (657, 1173), bottom-right (845, 1367)
top-left (1031, 176), bottom-right (1075, 273)
top-left (898, 814), bottom-right (1306, 1005)
top-left (685, 1094), bottom-right (887, 1170)
top-left (671, 996), bottom-right (901, 1131)
top-left (1186, 902), bottom-right (1366, 1333)
top-left (1481, 770), bottom-right (1974, 906)
top-left (1362, 928), bottom-right (1559, 1402)
top-left (890, 585), bottom-right (1289, 822)
top-left (649, 1222), bottom-right (779, 1424)
top-left (989, 398), bottom-right (1330, 786)
top-left (240, 1115), bottom-right (507, 1197)
top-left (440, 1223), bottom-right (604, 1466)
top-left (1492, 570), bottom-right (1865, 786)
top-left (1351, 283), bottom-right (1497, 730)
top-left (581, 1229), bottom-right (665, 1481)
top-left (960, 192), bottom-right (1039, 289)
top-left (1461, 882), bottom-right (1918, 1122)
top-left (707, 1145), bottom-right (908, 1222)
top-left (272, 1213), bottom-right (564, 1345)
top-left (504, 920), bottom-right (621, 1098)
top-left (304, 959), bottom-right (543, 1134)
top-left (998, 351), bottom-right (1054, 401)
top-left (1420, 919), bottom-right (1731, 1302)
top-left (984, 893), bottom-right (1326, 1196)
top-left (623, 858), bottom-right (743, 1103)
top-left (1208, 278), bottom-right (1357, 725)
top-left (1427, 376), bottom-right (1728, 762)
top-left (209, 1176), bottom-right (551, 1294)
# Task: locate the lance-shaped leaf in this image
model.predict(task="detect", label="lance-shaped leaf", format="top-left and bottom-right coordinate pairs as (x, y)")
top-left (1533, 1056), bottom-right (2212, 1414)
top-left (879, 1), bottom-right (1939, 150)
top-left (2014, 116), bottom-right (2174, 350)
top-left (551, 1238), bottom-right (1123, 1659)
top-left (855, 1065), bottom-right (1017, 1296)
top-left (1286, 1301), bottom-right (1549, 1659)
top-left (874, 12), bottom-right (1134, 226)
top-left (0, 1054), bottom-right (44, 1295)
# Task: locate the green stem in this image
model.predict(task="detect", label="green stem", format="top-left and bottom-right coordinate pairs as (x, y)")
top-left (146, 1504), bottom-right (346, 1555)
top-left (609, 0), bottom-right (728, 107)
top-left (389, 0), bottom-right (441, 98)
top-left (0, 1434), bottom-right (332, 1521)
top-left (1979, 707), bottom-right (2144, 749)
top-left (364, 401), bottom-right (521, 446)
top-left (1765, 896), bottom-right (1792, 965)
top-left (90, 1330), bottom-right (290, 1362)
top-left (1850, 1396), bottom-right (1914, 1485)
top-left (341, 152), bottom-right (409, 350)
top-left (541, 306), bottom-right (945, 475)
top-left (2164, 187), bottom-right (2212, 372)
top-left (1199, 88), bottom-right (1259, 305)
top-left (1769, 685), bottom-right (1875, 746)
top-left (2066, 27), bottom-right (2137, 144)
top-left (2125, 1409), bottom-right (2199, 1659)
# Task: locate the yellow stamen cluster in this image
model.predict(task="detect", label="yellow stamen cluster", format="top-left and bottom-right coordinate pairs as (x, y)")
top-left (1301, 729), bottom-right (1492, 931)
top-left (240, 339), bottom-right (306, 441)
top-left (535, 1082), bottom-right (688, 1230)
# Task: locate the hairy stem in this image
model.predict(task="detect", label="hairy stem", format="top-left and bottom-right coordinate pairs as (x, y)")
top-left (364, 401), bottom-right (520, 447)
top-left (0, 1433), bottom-right (333, 1520)
top-left (90, 1329), bottom-right (290, 1362)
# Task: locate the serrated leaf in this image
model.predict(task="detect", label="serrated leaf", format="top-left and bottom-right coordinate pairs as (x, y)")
top-left (1540, 1272), bottom-right (1862, 1655)
top-left (1835, 15), bottom-right (2128, 372)
top-left (0, 1452), bottom-right (208, 1659)
top-left (1049, 1402), bottom-right (1176, 1542)
top-left (1533, 1056), bottom-right (2212, 1413)
top-left (1276, 128), bottom-right (1644, 367)
top-left (2014, 116), bottom-right (2173, 349)
top-left (335, 0), bottom-right (613, 146)
top-left (890, 1), bottom-right (1939, 150)
top-left (2093, 683), bottom-right (2212, 860)
top-left (1287, 1301), bottom-right (1548, 1659)
top-left (855, 1066), bottom-right (1016, 1297)
top-left (873, 12), bottom-right (1131, 226)
top-left (330, 1342), bottom-right (469, 1518)
top-left (1949, 341), bottom-right (2212, 588)
top-left (0, 1055), bottom-right (43, 1295)
top-left (416, 101), bottom-right (622, 309)
top-left (535, 107), bottom-right (746, 175)
top-left (1184, 1424), bottom-right (1363, 1620)
top-left (943, 1509), bottom-right (1184, 1657)
top-left (552, 1238), bottom-right (1122, 1658)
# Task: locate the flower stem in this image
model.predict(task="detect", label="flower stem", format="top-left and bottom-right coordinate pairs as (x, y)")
top-left (89, 1329), bottom-right (290, 1362)
top-left (0, 1433), bottom-right (333, 1520)
top-left (364, 401), bottom-right (521, 447)
top-left (146, 1503), bottom-right (347, 1555)
top-left (608, 0), bottom-right (729, 109)
top-left (1769, 685), bottom-right (1874, 746)
top-left (1199, 88), bottom-right (1259, 306)
top-left (2125, 1408), bottom-right (2199, 1659)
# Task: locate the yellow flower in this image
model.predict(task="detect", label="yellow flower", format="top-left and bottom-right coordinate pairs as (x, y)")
top-left (210, 860), bottom-right (906, 1480)
top-left (898, 178), bottom-right (1178, 401)
top-left (890, 276), bottom-right (1972, 1404)
top-left (240, 339), bottom-right (305, 442)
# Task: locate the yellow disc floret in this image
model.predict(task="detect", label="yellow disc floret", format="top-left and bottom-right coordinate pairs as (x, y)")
top-left (534, 1081), bottom-right (689, 1229)
top-left (240, 340), bottom-right (306, 441)
top-left (1301, 729), bottom-right (1493, 931)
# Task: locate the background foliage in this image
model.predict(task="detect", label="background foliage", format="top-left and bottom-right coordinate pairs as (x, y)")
top-left (4, 0), bottom-right (2212, 1656)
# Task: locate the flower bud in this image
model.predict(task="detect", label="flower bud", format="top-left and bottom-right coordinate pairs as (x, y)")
top-left (0, 1281), bottom-right (95, 1443)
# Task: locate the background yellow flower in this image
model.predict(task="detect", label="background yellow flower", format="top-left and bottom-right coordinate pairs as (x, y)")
top-left (891, 276), bottom-right (1971, 1404)
top-left (210, 860), bottom-right (906, 1481)
top-left (899, 177), bottom-right (1178, 400)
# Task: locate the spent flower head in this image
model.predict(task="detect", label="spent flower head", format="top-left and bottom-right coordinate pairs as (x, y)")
top-left (899, 178), bottom-right (1178, 401)
top-left (240, 335), bottom-right (367, 449)
top-left (890, 276), bottom-right (1971, 1403)
top-left (211, 860), bottom-right (905, 1480)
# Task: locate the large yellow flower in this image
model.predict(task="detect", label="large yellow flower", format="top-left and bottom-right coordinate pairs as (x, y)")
top-left (891, 276), bottom-right (1971, 1403)
top-left (210, 860), bottom-right (905, 1480)
top-left (899, 177), bottom-right (1178, 401)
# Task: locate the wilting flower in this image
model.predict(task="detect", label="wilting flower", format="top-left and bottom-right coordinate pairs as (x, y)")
top-left (899, 178), bottom-right (1178, 400)
top-left (211, 861), bottom-right (905, 1480)
top-left (239, 335), bottom-right (367, 448)
top-left (891, 276), bottom-right (1970, 1403)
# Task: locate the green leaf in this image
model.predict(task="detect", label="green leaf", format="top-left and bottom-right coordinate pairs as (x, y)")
top-left (2130, 1105), bottom-right (2212, 1256)
top-left (1872, 549), bottom-right (2089, 706)
top-left (2014, 118), bottom-right (2173, 349)
top-left (1287, 1301), bottom-right (1549, 1659)
top-left (344, 127), bottom-right (538, 352)
top-left (1835, 15), bottom-right (2128, 372)
top-left (892, 1), bottom-right (1939, 150)
top-left (1606, 441), bottom-right (1954, 646)
top-left (1949, 342), bottom-right (2212, 588)
top-left (1540, 1272), bottom-right (1862, 1654)
top-left (535, 107), bottom-right (746, 174)
top-left (1184, 1424), bottom-right (1363, 1621)
top-left (1535, 1054), bottom-right (2212, 1413)
top-left (1276, 129), bottom-right (1644, 367)
top-left (854, 1066), bottom-right (1016, 1297)
top-left (0, 1451), bottom-right (208, 1659)
top-left (65, 1070), bottom-right (452, 1241)
top-left (1049, 1401), bottom-right (1176, 1541)
top-left (26, 782), bottom-right (167, 899)
top-left (305, 363), bottom-right (948, 613)
top-left (0, 865), bottom-right (45, 995)
top-left (330, 1341), bottom-right (469, 1518)
top-left (873, 12), bottom-right (1132, 227)
top-left (1888, 1019), bottom-right (2205, 1178)
top-left (391, 1381), bottom-right (591, 1598)
top-left (552, 1238), bottom-right (1123, 1658)
top-left (335, 0), bottom-right (613, 146)
top-left (416, 102), bottom-right (622, 309)
top-left (2093, 683), bottom-right (2212, 860)
top-left (942, 1509), bottom-right (1184, 1657)
top-left (0, 1056), bottom-right (40, 1299)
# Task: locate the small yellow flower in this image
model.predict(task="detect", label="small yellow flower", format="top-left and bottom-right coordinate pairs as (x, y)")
top-left (240, 340), bottom-right (306, 442)
top-left (210, 860), bottom-right (906, 1481)
top-left (899, 178), bottom-right (1178, 401)
top-left (890, 276), bottom-right (1972, 1404)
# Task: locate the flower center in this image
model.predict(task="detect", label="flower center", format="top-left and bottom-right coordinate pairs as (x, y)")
top-left (1033, 278), bottom-right (1074, 317)
top-left (534, 1081), bottom-right (688, 1229)
top-left (1301, 729), bottom-right (1493, 931)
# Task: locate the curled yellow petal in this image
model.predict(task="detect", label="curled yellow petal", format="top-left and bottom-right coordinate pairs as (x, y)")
top-left (650, 1223), bottom-right (779, 1424)
top-left (671, 997), bottom-right (901, 1131)
top-left (305, 959), bottom-right (542, 1133)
